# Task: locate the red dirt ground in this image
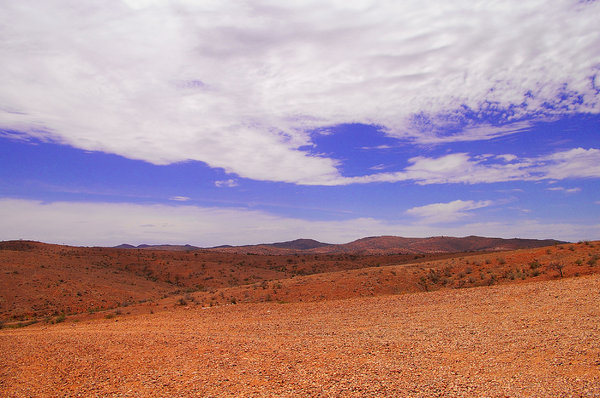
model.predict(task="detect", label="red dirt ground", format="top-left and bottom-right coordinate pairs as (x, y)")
top-left (1, 240), bottom-right (599, 396)
top-left (1, 240), bottom-right (504, 322)
top-left (1, 274), bottom-right (599, 396)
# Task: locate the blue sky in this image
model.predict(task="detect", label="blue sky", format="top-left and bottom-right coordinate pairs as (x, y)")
top-left (1, 0), bottom-right (599, 246)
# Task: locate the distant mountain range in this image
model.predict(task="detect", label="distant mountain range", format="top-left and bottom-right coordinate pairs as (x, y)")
top-left (115, 235), bottom-right (565, 255)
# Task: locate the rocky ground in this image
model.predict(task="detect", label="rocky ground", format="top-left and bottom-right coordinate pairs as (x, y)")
top-left (3, 240), bottom-right (598, 323)
top-left (1, 273), bottom-right (599, 397)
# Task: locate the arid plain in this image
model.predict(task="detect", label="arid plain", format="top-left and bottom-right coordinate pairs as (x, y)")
top-left (1, 238), bottom-right (599, 396)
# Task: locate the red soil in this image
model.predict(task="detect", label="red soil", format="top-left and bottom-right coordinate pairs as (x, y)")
top-left (1, 240), bottom-right (493, 322)
top-left (1, 274), bottom-right (598, 396)
top-left (1, 240), bottom-right (599, 396)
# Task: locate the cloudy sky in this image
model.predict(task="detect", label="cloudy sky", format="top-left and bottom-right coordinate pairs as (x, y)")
top-left (1, 0), bottom-right (599, 246)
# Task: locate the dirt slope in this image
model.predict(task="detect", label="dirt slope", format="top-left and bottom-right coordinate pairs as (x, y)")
top-left (150, 241), bottom-right (600, 309)
top-left (0, 241), bottom-right (464, 322)
top-left (1, 240), bottom-right (598, 323)
top-left (1, 274), bottom-right (598, 397)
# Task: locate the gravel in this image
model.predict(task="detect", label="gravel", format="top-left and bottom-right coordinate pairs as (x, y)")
top-left (1, 274), bottom-right (599, 397)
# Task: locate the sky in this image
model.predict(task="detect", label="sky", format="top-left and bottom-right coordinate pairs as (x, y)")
top-left (1, 0), bottom-right (599, 246)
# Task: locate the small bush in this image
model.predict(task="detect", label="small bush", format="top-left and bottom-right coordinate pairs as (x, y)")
top-left (550, 262), bottom-right (565, 277)
top-left (427, 269), bottom-right (441, 284)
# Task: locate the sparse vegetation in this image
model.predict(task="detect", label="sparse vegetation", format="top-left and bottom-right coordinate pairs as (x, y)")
top-left (550, 262), bottom-right (565, 278)
top-left (529, 259), bottom-right (541, 270)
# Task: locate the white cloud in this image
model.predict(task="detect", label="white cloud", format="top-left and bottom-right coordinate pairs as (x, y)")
top-left (406, 200), bottom-right (493, 224)
top-left (215, 179), bottom-right (239, 188)
top-left (0, 199), bottom-right (597, 246)
top-left (535, 148), bottom-right (600, 180)
top-left (546, 187), bottom-right (581, 193)
top-left (169, 196), bottom-right (191, 201)
top-left (1, 1), bottom-right (599, 184)
top-left (411, 121), bottom-right (534, 145)
top-left (496, 154), bottom-right (518, 162)
top-left (361, 145), bottom-right (393, 150)
top-left (337, 147), bottom-right (600, 185)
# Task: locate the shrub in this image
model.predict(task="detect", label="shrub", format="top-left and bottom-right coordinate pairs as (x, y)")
top-left (529, 259), bottom-right (541, 270)
top-left (550, 262), bottom-right (565, 278)
top-left (427, 269), bottom-right (441, 284)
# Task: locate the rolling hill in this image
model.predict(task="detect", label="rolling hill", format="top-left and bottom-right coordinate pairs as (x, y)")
top-left (200, 235), bottom-right (564, 255)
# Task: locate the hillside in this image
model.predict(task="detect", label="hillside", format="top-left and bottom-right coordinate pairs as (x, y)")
top-left (202, 235), bottom-right (564, 255)
top-left (266, 238), bottom-right (330, 250)
top-left (2, 274), bottom-right (599, 396)
top-left (0, 240), bottom-right (463, 322)
top-left (335, 235), bottom-right (564, 254)
top-left (1, 239), bottom-right (599, 396)
top-left (0, 239), bottom-right (596, 324)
